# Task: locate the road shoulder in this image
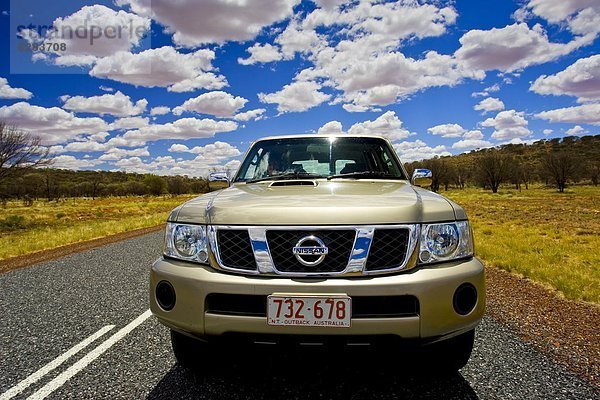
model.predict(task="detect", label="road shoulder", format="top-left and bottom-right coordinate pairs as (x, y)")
top-left (486, 266), bottom-right (599, 387)
top-left (0, 224), bottom-right (164, 274)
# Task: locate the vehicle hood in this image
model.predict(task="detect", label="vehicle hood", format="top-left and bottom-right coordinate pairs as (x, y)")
top-left (173, 180), bottom-right (464, 225)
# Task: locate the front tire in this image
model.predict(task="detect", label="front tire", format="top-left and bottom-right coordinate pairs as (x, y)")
top-left (424, 329), bottom-right (475, 373)
top-left (170, 330), bottom-right (208, 369)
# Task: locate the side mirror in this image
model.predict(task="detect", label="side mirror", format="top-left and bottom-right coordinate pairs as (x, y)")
top-left (412, 168), bottom-right (432, 187)
top-left (208, 172), bottom-right (230, 189)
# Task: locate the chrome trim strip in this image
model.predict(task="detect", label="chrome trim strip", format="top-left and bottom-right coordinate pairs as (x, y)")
top-left (248, 227), bottom-right (275, 274)
top-left (347, 227), bottom-right (375, 273)
top-left (210, 225), bottom-right (419, 277)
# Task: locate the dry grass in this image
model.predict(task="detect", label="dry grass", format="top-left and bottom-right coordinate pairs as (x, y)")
top-left (2, 187), bottom-right (598, 304)
top-left (0, 195), bottom-right (196, 261)
top-left (445, 185), bottom-right (600, 304)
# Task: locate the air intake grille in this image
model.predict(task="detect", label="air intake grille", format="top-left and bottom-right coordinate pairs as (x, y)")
top-left (365, 229), bottom-right (410, 271)
top-left (216, 230), bottom-right (256, 271)
top-left (266, 230), bottom-right (356, 273)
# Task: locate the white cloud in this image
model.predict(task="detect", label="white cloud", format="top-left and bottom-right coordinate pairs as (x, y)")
top-left (111, 116), bottom-right (149, 130)
top-left (173, 91), bottom-right (248, 118)
top-left (249, 1), bottom-right (477, 110)
top-left (90, 46), bottom-right (227, 92)
top-left (0, 77), bottom-right (33, 99)
top-left (30, 5), bottom-right (150, 66)
top-left (108, 117), bottom-right (238, 147)
top-left (317, 120), bottom-right (343, 135)
top-left (114, 156), bottom-right (145, 169)
top-left (259, 81), bottom-right (330, 113)
top-left (472, 83), bottom-right (501, 97)
top-left (530, 54), bottom-right (600, 102)
top-left (481, 109), bottom-right (531, 140)
top-left (463, 130), bottom-right (485, 140)
top-left (98, 146), bottom-right (149, 161)
top-left (238, 43), bottom-right (283, 65)
top-left (62, 140), bottom-right (109, 153)
top-left (61, 91), bottom-right (147, 116)
top-left (427, 123), bottom-right (466, 138)
top-left (535, 103), bottom-right (600, 125)
top-left (474, 97), bottom-right (505, 114)
top-left (118, 0), bottom-right (299, 47)
top-left (348, 111), bottom-right (413, 141)
top-left (51, 155), bottom-right (102, 170)
top-left (332, 51), bottom-right (482, 109)
top-left (168, 144), bottom-right (190, 153)
top-left (455, 23), bottom-right (595, 73)
top-left (99, 86), bottom-right (114, 92)
top-left (393, 140), bottom-right (451, 163)
top-left (0, 102), bottom-right (109, 145)
top-left (543, 129), bottom-right (554, 135)
top-left (150, 106), bottom-right (171, 116)
top-left (566, 125), bottom-right (586, 135)
top-left (342, 103), bottom-right (375, 113)
top-left (109, 151), bottom-right (241, 177)
top-left (312, 0), bottom-right (346, 10)
top-left (452, 138), bottom-right (493, 150)
top-left (515, 0), bottom-right (600, 35)
top-left (274, 18), bottom-right (324, 59)
top-left (168, 141), bottom-right (241, 162)
top-left (233, 108), bottom-right (266, 121)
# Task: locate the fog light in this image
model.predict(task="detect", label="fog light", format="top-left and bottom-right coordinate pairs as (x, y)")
top-left (453, 283), bottom-right (477, 315)
top-left (156, 280), bottom-right (176, 311)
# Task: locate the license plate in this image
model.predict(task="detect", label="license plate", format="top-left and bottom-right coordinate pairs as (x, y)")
top-left (267, 294), bottom-right (351, 328)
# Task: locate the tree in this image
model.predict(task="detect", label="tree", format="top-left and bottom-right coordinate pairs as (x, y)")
top-left (587, 161), bottom-right (599, 186)
top-left (542, 151), bottom-right (576, 192)
top-left (423, 157), bottom-right (451, 192)
top-left (0, 122), bottom-right (52, 186)
top-left (167, 176), bottom-right (189, 195)
top-left (144, 174), bottom-right (167, 196)
top-left (475, 150), bottom-right (510, 193)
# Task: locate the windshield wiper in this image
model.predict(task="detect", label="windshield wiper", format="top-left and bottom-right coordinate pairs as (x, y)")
top-left (326, 171), bottom-right (403, 180)
top-left (245, 171), bottom-right (325, 184)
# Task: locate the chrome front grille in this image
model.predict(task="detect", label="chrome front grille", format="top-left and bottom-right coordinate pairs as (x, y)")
top-left (266, 229), bottom-right (356, 273)
top-left (209, 225), bottom-right (418, 276)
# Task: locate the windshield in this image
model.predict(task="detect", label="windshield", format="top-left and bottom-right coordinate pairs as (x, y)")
top-left (234, 137), bottom-right (407, 182)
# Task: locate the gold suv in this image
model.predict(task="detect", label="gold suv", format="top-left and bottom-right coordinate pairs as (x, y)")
top-left (150, 135), bottom-right (485, 371)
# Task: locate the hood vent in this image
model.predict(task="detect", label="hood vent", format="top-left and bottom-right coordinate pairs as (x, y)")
top-left (269, 180), bottom-right (317, 187)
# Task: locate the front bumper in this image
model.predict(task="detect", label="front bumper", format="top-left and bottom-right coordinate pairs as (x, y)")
top-left (150, 257), bottom-right (485, 341)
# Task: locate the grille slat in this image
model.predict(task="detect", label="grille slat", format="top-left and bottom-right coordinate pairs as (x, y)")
top-left (266, 230), bottom-right (356, 273)
top-left (365, 229), bottom-right (410, 271)
top-left (217, 230), bottom-right (257, 271)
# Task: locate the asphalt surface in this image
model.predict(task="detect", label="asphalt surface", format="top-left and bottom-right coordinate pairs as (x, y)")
top-left (0, 232), bottom-right (597, 400)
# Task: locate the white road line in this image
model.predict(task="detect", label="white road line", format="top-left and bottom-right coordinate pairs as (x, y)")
top-left (27, 309), bottom-right (152, 400)
top-left (0, 325), bottom-right (115, 400)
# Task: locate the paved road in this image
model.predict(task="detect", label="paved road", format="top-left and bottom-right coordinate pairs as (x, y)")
top-left (0, 232), bottom-right (597, 400)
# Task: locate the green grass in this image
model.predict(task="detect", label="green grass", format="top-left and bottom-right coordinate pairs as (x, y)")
top-left (445, 185), bottom-right (600, 304)
top-left (0, 195), bottom-right (197, 261)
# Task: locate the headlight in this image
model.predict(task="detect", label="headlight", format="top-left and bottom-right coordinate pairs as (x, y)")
top-left (419, 221), bottom-right (473, 264)
top-left (164, 223), bottom-right (209, 264)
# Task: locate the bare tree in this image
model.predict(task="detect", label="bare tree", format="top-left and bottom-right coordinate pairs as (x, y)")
top-left (0, 122), bottom-right (52, 186)
top-left (475, 150), bottom-right (510, 193)
top-left (542, 151), bottom-right (576, 193)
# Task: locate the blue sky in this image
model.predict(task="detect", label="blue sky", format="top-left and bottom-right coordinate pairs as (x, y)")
top-left (0, 0), bottom-right (599, 176)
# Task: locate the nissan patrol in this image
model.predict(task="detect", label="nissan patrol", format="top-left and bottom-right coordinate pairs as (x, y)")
top-left (150, 134), bottom-right (485, 371)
